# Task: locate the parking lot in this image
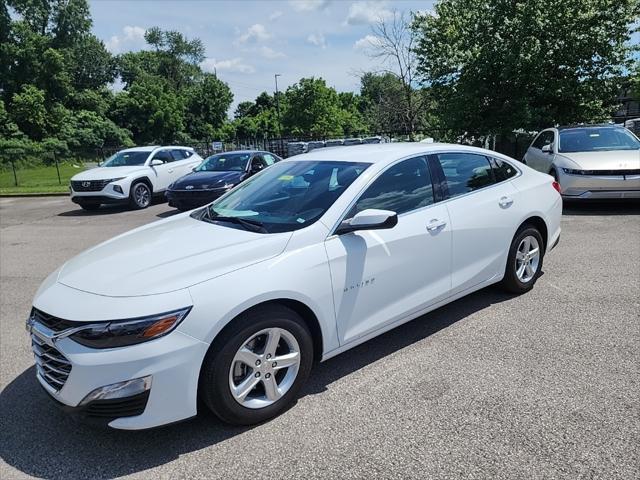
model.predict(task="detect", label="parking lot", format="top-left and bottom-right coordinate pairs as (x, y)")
top-left (0, 196), bottom-right (638, 480)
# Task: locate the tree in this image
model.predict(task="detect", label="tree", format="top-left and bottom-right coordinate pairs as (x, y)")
top-left (10, 85), bottom-right (48, 139)
top-left (184, 73), bottom-right (233, 140)
top-left (367, 10), bottom-right (424, 137)
top-left (413, 0), bottom-right (640, 135)
top-left (282, 77), bottom-right (344, 137)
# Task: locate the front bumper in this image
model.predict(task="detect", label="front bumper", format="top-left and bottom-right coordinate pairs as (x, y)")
top-left (558, 170), bottom-right (640, 199)
top-left (29, 319), bottom-right (209, 430)
top-left (70, 183), bottom-right (129, 204)
top-left (166, 187), bottom-right (230, 210)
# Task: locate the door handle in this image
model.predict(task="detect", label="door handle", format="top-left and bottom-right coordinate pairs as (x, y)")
top-left (168, 169), bottom-right (174, 173)
top-left (499, 196), bottom-right (514, 208)
top-left (426, 219), bottom-right (447, 231)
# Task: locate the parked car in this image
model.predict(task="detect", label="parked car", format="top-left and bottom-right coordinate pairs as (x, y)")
top-left (28, 143), bottom-right (561, 429)
top-left (523, 124), bottom-right (640, 199)
top-left (166, 150), bottom-right (282, 211)
top-left (70, 146), bottom-right (203, 210)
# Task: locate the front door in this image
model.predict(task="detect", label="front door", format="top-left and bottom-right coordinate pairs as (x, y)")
top-left (325, 156), bottom-right (452, 345)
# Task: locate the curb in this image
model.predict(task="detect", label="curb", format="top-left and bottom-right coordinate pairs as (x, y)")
top-left (0, 193), bottom-right (69, 198)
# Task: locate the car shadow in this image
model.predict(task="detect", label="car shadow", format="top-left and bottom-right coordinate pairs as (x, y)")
top-left (156, 209), bottom-right (181, 218)
top-left (57, 199), bottom-right (168, 217)
top-left (0, 286), bottom-right (514, 479)
top-left (563, 199), bottom-right (640, 216)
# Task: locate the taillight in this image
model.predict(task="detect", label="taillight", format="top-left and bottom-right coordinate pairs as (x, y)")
top-left (552, 181), bottom-right (561, 194)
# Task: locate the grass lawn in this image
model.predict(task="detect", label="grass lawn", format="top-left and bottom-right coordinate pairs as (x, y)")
top-left (0, 163), bottom-right (88, 195)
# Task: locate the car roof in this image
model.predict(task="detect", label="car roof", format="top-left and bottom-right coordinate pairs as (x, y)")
top-left (287, 142), bottom-right (504, 165)
top-left (119, 145), bottom-right (194, 153)
top-left (556, 124), bottom-right (621, 131)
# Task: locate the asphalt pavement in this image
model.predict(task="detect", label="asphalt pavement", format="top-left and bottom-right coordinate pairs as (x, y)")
top-left (1, 196), bottom-right (638, 480)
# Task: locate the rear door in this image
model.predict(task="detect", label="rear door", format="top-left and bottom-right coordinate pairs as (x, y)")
top-left (149, 149), bottom-right (176, 191)
top-left (325, 156), bottom-right (452, 345)
top-left (170, 149), bottom-right (200, 178)
top-left (431, 152), bottom-right (522, 294)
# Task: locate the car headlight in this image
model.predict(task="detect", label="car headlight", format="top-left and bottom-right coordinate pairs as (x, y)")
top-left (69, 307), bottom-right (191, 349)
top-left (108, 177), bottom-right (125, 183)
top-left (562, 168), bottom-right (584, 175)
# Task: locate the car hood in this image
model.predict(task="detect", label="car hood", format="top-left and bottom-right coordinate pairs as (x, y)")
top-left (57, 213), bottom-right (292, 297)
top-left (71, 166), bottom-right (147, 180)
top-left (556, 150), bottom-right (640, 170)
top-left (171, 171), bottom-right (244, 189)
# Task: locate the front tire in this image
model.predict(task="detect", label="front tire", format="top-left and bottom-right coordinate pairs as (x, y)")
top-left (501, 226), bottom-right (544, 294)
top-left (199, 305), bottom-right (313, 425)
top-left (129, 181), bottom-right (152, 209)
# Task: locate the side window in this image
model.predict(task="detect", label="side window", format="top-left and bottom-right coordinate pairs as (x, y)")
top-left (491, 158), bottom-right (518, 182)
top-left (263, 153), bottom-right (278, 165)
top-left (436, 153), bottom-right (494, 198)
top-left (152, 150), bottom-right (174, 163)
top-left (250, 155), bottom-right (268, 172)
top-left (532, 131), bottom-right (554, 149)
top-left (348, 156), bottom-right (434, 218)
top-left (172, 149), bottom-right (193, 160)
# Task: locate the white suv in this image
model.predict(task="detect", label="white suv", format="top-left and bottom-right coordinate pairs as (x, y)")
top-left (70, 146), bottom-right (203, 210)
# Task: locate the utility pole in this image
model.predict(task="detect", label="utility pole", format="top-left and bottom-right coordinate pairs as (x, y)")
top-left (274, 74), bottom-right (283, 156)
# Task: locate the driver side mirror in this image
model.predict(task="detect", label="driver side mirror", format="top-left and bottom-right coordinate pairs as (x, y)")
top-left (335, 209), bottom-right (398, 235)
top-left (150, 159), bottom-right (164, 166)
top-left (541, 144), bottom-right (553, 154)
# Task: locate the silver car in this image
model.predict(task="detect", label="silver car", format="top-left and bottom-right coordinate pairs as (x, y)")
top-left (523, 125), bottom-right (640, 199)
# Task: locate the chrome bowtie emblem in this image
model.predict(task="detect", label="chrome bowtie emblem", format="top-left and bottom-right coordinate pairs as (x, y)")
top-left (185, 185), bottom-right (194, 190)
top-left (82, 181), bottom-right (91, 188)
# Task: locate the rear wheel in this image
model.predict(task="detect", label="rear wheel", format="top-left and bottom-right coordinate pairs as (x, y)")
top-left (129, 181), bottom-right (152, 209)
top-left (501, 226), bottom-right (544, 294)
top-left (199, 305), bottom-right (313, 425)
top-left (78, 202), bottom-right (101, 211)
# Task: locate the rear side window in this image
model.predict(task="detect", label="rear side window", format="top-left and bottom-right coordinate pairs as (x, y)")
top-left (152, 150), bottom-right (174, 163)
top-left (491, 158), bottom-right (518, 182)
top-left (171, 149), bottom-right (193, 160)
top-left (263, 153), bottom-right (278, 165)
top-left (348, 156), bottom-right (434, 217)
top-left (436, 153), bottom-right (494, 198)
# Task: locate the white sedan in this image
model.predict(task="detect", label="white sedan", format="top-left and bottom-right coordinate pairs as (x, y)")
top-left (69, 146), bottom-right (203, 210)
top-left (28, 143), bottom-right (561, 429)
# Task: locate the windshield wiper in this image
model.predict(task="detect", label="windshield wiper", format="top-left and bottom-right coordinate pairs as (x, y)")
top-left (200, 209), bottom-right (267, 233)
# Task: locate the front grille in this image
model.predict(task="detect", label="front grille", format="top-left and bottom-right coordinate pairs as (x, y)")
top-left (71, 179), bottom-right (111, 192)
top-left (84, 391), bottom-right (150, 418)
top-left (32, 308), bottom-right (80, 332)
top-left (567, 169), bottom-right (640, 176)
top-left (32, 334), bottom-right (72, 391)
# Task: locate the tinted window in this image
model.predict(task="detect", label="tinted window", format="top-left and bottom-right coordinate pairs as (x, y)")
top-left (532, 131), bottom-right (554, 149)
top-left (102, 150), bottom-right (149, 167)
top-left (436, 153), bottom-right (494, 198)
top-left (196, 153), bottom-right (251, 172)
top-left (348, 156), bottom-right (434, 217)
top-left (559, 127), bottom-right (640, 152)
top-left (206, 161), bottom-right (369, 233)
top-left (263, 153), bottom-right (278, 165)
top-left (491, 158), bottom-right (518, 182)
top-left (152, 150), bottom-right (174, 163)
top-left (171, 149), bottom-right (193, 159)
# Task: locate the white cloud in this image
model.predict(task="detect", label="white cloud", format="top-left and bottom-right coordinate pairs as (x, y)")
top-left (237, 24), bottom-right (271, 43)
top-left (345, 1), bottom-right (393, 26)
top-left (201, 57), bottom-right (256, 74)
top-left (307, 33), bottom-right (326, 49)
top-left (353, 34), bottom-right (383, 49)
top-left (269, 11), bottom-right (283, 21)
top-left (260, 46), bottom-right (286, 59)
top-left (289, 0), bottom-right (330, 12)
top-left (105, 25), bottom-right (146, 53)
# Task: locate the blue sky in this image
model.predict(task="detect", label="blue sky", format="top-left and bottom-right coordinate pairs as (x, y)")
top-left (89, 0), bottom-right (433, 113)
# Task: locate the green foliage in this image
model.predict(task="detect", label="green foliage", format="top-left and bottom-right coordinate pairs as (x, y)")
top-left (413, 0), bottom-right (640, 134)
top-left (10, 85), bottom-right (48, 139)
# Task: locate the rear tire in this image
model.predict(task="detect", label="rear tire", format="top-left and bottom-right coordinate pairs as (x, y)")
top-left (500, 226), bottom-right (544, 294)
top-left (129, 181), bottom-right (152, 209)
top-left (78, 202), bottom-right (101, 211)
top-left (199, 305), bottom-right (313, 425)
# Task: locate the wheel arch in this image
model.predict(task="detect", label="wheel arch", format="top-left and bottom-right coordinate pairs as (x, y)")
top-left (130, 176), bottom-right (153, 194)
top-left (517, 215), bottom-right (548, 252)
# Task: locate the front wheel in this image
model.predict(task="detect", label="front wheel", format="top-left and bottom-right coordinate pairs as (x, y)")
top-left (500, 226), bottom-right (544, 294)
top-left (129, 182), bottom-right (152, 209)
top-left (199, 305), bottom-right (313, 425)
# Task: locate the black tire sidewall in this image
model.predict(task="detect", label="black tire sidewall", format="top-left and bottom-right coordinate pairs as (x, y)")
top-left (503, 227), bottom-right (544, 293)
top-left (129, 182), bottom-right (151, 209)
top-left (199, 305), bottom-right (313, 425)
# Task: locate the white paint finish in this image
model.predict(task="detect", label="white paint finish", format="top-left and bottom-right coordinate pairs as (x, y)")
top-left (30, 143), bottom-right (562, 429)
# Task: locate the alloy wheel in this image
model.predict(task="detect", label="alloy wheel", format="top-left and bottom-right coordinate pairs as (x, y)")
top-left (134, 184), bottom-right (151, 208)
top-left (229, 327), bottom-right (301, 409)
top-left (515, 235), bottom-right (540, 283)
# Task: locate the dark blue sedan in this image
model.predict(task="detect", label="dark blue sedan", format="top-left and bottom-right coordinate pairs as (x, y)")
top-left (166, 150), bottom-right (282, 210)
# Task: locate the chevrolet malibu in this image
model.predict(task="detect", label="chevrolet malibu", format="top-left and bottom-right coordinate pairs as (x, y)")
top-left (28, 143), bottom-right (562, 429)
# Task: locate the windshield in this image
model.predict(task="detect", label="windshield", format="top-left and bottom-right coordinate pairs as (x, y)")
top-left (201, 160), bottom-right (370, 233)
top-left (196, 153), bottom-right (251, 172)
top-left (102, 150), bottom-right (149, 167)
top-left (559, 128), bottom-right (640, 153)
